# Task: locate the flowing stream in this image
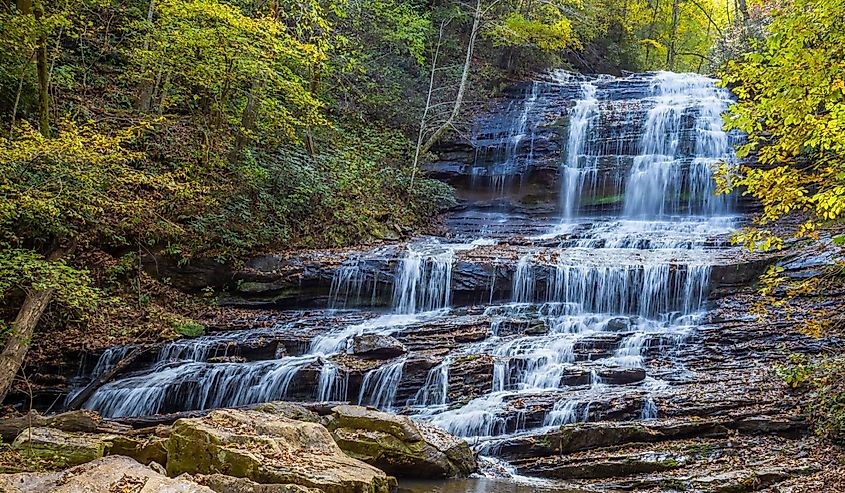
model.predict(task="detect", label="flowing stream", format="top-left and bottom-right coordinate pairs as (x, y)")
top-left (72, 71), bottom-right (739, 487)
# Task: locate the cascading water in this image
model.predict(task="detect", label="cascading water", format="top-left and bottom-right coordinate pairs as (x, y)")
top-left (559, 80), bottom-right (601, 218)
top-left (74, 72), bottom-right (740, 479)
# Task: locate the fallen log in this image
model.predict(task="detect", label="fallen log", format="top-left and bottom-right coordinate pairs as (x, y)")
top-left (65, 344), bottom-right (159, 411)
top-left (0, 409), bottom-right (130, 441)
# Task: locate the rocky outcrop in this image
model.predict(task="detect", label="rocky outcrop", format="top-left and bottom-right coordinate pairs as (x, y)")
top-left (325, 405), bottom-right (476, 479)
top-left (0, 455), bottom-right (213, 493)
top-left (166, 409), bottom-right (395, 493)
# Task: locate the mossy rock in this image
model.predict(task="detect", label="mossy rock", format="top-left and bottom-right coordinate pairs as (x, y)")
top-left (252, 402), bottom-right (320, 423)
top-left (327, 405), bottom-right (476, 479)
top-left (11, 427), bottom-right (114, 468)
top-left (166, 409), bottom-right (394, 493)
top-left (109, 435), bottom-right (168, 466)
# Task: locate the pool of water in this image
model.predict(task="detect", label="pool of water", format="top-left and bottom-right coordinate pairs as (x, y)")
top-left (397, 479), bottom-right (591, 493)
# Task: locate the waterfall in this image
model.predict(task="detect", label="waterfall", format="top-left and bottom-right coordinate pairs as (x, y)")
top-left (412, 358), bottom-right (450, 407)
top-left (77, 72), bottom-right (740, 448)
top-left (511, 253), bottom-right (535, 303)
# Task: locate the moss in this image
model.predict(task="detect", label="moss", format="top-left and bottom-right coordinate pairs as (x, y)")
top-left (581, 193), bottom-right (625, 207)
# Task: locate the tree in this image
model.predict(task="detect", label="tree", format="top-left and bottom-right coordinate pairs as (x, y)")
top-left (0, 122), bottom-right (162, 401)
top-left (716, 0), bottom-right (845, 251)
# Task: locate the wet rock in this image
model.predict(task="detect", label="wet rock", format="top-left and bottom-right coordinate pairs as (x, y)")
top-left (519, 452), bottom-right (687, 479)
top-left (606, 317), bottom-right (632, 331)
top-left (492, 419), bottom-right (731, 461)
top-left (12, 427), bottom-right (115, 468)
top-left (166, 409), bottom-right (395, 493)
top-left (0, 455), bottom-right (214, 492)
top-left (595, 366), bottom-right (647, 385)
top-left (494, 318), bottom-right (549, 337)
top-left (352, 334), bottom-right (407, 359)
top-left (327, 405), bottom-right (476, 479)
top-left (691, 467), bottom-right (815, 492)
top-left (448, 354), bottom-right (494, 404)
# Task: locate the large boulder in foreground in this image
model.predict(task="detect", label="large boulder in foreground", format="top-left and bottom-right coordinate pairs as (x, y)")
top-left (166, 409), bottom-right (394, 493)
top-left (0, 455), bottom-right (212, 492)
top-left (326, 405), bottom-right (476, 479)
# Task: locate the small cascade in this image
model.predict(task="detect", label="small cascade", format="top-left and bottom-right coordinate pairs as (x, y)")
top-left (84, 356), bottom-right (317, 418)
top-left (622, 72), bottom-right (734, 217)
top-left (642, 396), bottom-right (659, 420)
top-left (470, 82), bottom-right (541, 191)
top-left (412, 358), bottom-right (450, 408)
top-left (511, 253), bottom-right (535, 303)
top-left (543, 399), bottom-right (589, 426)
top-left (328, 258), bottom-right (378, 309)
top-left (393, 244), bottom-right (454, 314)
top-left (317, 360), bottom-right (348, 402)
top-left (358, 358), bottom-right (405, 411)
top-left (544, 259), bottom-right (710, 318)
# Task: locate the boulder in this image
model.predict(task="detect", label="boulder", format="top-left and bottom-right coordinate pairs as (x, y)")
top-left (252, 401), bottom-right (320, 423)
top-left (11, 427), bottom-right (114, 468)
top-left (193, 474), bottom-right (322, 493)
top-left (166, 409), bottom-right (394, 493)
top-left (606, 317), bottom-right (632, 331)
top-left (351, 335), bottom-right (407, 359)
top-left (326, 405), bottom-right (476, 479)
top-left (109, 435), bottom-right (169, 466)
top-left (0, 455), bottom-right (213, 492)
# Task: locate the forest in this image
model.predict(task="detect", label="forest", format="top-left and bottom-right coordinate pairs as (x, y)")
top-left (0, 0), bottom-right (844, 490)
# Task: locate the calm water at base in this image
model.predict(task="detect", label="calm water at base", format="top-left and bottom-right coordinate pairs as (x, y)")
top-left (398, 479), bottom-right (589, 493)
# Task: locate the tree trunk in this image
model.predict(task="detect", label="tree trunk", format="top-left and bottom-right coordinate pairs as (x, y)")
top-left (645, 0), bottom-right (660, 67)
top-left (736, 0), bottom-right (749, 24)
top-left (304, 65), bottom-right (321, 157)
top-left (419, 0), bottom-right (481, 156)
top-left (135, 0), bottom-right (157, 112)
top-left (64, 346), bottom-right (155, 411)
top-left (666, 0), bottom-right (680, 71)
top-left (232, 82), bottom-right (259, 159)
top-left (0, 248), bottom-right (66, 405)
top-left (34, 0), bottom-right (49, 137)
top-left (410, 17), bottom-right (450, 190)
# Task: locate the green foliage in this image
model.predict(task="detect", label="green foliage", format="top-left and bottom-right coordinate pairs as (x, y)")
top-left (130, 0), bottom-right (326, 145)
top-left (777, 354), bottom-right (845, 443)
top-left (489, 6), bottom-right (579, 52)
top-left (171, 319), bottom-right (204, 337)
top-left (717, 0), bottom-right (845, 250)
top-left (0, 248), bottom-right (98, 317)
